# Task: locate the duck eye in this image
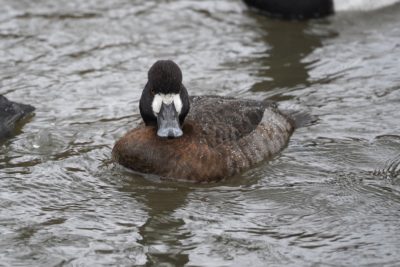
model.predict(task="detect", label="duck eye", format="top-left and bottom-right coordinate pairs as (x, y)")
top-left (150, 88), bottom-right (155, 95)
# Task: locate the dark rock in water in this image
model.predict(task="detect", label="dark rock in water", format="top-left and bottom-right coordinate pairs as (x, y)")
top-left (0, 95), bottom-right (35, 140)
top-left (243, 0), bottom-right (334, 20)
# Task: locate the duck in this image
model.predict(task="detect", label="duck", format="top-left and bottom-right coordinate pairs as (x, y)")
top-left (243, 0), bottom-right (400, 19)
top-left (0, 95), bottom-right (35, 140)
top-left (112, 60), bottom-right (310, 182)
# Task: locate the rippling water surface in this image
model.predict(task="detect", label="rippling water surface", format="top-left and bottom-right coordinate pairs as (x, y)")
top-left (1, 0), bottom-right (400, 266)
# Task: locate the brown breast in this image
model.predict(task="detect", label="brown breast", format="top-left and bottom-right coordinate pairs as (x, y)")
top-left (112, 121), bottom-right (229, 182)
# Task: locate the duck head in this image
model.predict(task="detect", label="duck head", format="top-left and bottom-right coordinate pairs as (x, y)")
top-left (139, 60), bottom-right (190, 138)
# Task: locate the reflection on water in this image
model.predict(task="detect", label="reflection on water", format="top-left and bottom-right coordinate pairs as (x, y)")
top-left (250, 17), bottom-right (327, 95)
top-left (119, 177), bottom-right (192, 266)
top-left (1, 0), bottom-right (400, 266)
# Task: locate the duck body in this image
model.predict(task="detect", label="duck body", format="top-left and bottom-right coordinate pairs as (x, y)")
top-left (0, 95), bottom-right (35, 140)
top-left (112, 60), bottom-right (299, 182)
top-left (243, 0), bottom-right (400, 19)
top-left (243, 0), bottom-right (334, 19)
top-left (113, 96), bottom-right (294, 182)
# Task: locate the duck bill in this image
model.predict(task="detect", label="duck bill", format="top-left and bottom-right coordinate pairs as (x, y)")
top-left (157, 102), bottom-right (183, 138)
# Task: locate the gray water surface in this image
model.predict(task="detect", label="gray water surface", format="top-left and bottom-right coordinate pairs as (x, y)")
top-left (1, 1), bottom-right (400, 266)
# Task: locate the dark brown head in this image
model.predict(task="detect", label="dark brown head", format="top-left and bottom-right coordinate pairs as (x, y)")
top-left (139, 60), bottom-right (190, 138)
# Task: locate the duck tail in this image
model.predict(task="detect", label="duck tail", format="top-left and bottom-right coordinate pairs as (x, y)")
top-left (262, 100), bottom-right (318, 129)
top-left (282, 109), bottom-right (318, 129)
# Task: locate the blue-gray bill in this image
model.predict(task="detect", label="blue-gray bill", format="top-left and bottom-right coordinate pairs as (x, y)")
top-left (156, 102), bottom-right (183, 138)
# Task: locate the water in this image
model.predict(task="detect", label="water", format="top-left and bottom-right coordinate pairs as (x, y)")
top-left (1, 0), bottom-right (400, 266)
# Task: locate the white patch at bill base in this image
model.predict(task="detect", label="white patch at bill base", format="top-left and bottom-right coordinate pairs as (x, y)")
top-left (152, 93), bottom-right (182, 115)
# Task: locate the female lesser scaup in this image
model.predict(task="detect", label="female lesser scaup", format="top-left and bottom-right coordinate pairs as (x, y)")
top-left (0, 95), bottom-right (35, 140)
top-left (112, 60), bottom-right (308, 182)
